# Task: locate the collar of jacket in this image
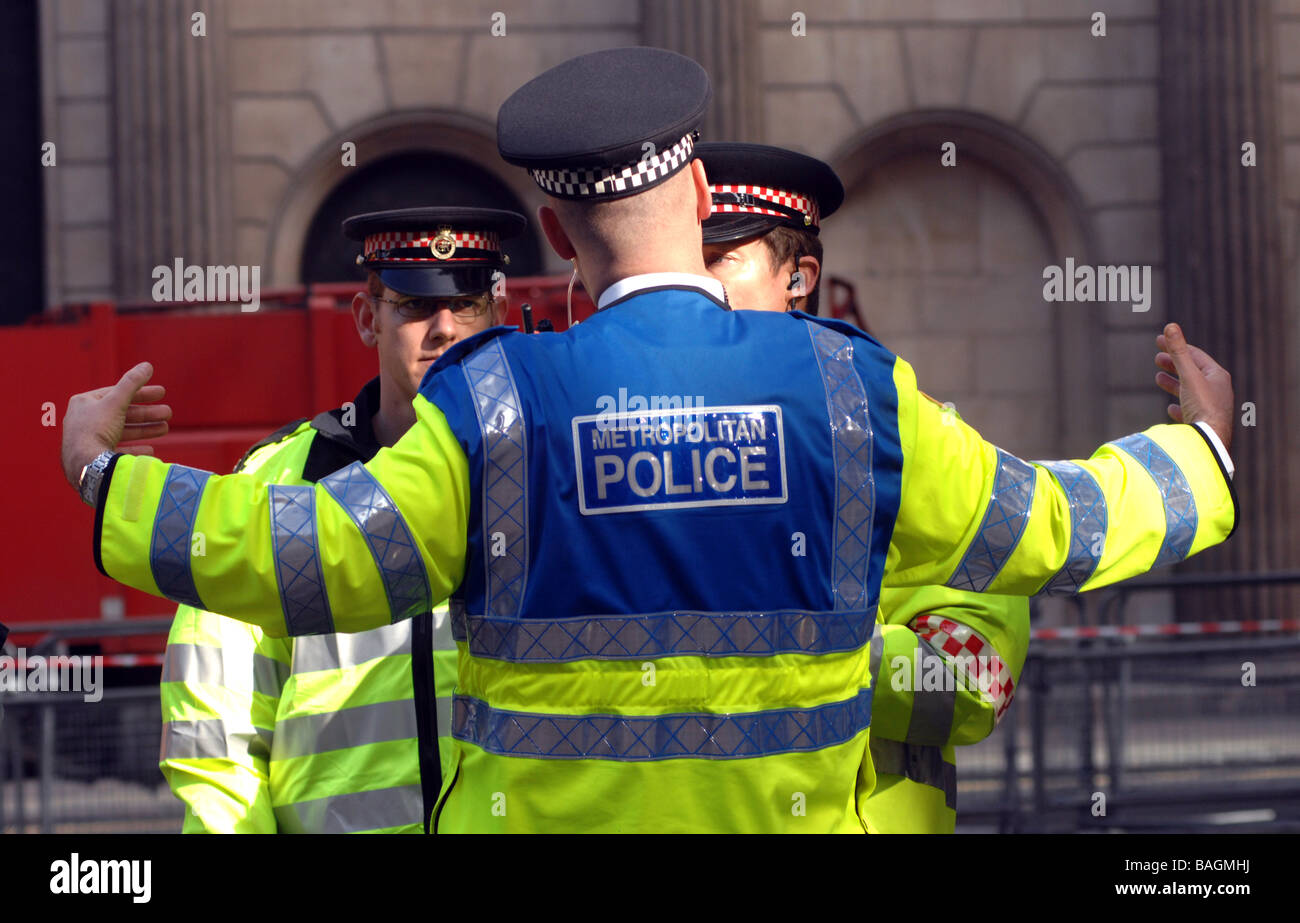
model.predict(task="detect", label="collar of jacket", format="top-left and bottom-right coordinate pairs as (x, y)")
top-left (301, 376), bottom-right (383, 482)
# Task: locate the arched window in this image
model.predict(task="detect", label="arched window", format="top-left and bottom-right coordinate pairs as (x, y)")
top-left (829, 110), bottom-right (1099, 457)
top-left (266, 112), bottom-right (553, 288)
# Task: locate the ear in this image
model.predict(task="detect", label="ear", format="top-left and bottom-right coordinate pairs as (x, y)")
top-left (490, 291), bottom-right (509, 326)
top-left (691, 158), bottom-right (712, 223)
top-left (796, 255), bottom-right (821, 296)
top-left (352, 290), bottom-right (379, 347)
top-left (538, 204), bottom-right (576, 261)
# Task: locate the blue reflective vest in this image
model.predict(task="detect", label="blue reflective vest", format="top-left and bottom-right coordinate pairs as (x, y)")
top-left (422, 283), bottom-right (901, 831)
top-left (426, 284), bottom-right (902, 627)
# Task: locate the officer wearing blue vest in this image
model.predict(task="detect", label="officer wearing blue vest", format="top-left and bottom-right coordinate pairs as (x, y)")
top-left (65, 47), bottom-right (1238, 832)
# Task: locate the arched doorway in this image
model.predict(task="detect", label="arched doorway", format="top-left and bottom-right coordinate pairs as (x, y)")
top-left (828, 110), bottom-right (1099, 458)
top-left (266, 110), bottom-right (555, 288)
top-left (300, 150), bottom-right (543, 284)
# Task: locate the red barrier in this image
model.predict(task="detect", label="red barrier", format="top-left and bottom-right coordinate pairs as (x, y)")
top-left (1, 276), bottom-right (593, 653)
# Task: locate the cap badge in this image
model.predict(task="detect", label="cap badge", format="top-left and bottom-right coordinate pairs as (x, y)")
top-left (430, 227), bottom-right (457, 260)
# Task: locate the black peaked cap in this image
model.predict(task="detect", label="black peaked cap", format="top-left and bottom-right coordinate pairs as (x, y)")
top-left (341, 206), bottom-right (527, 298)
top-left (698, 142), bottom-right (845, 244)
top-left (497, 47), bottom-right (711, 200)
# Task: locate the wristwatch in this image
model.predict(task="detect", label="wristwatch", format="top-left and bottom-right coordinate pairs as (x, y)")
top-left (78, 451), bottom-right (116, 508)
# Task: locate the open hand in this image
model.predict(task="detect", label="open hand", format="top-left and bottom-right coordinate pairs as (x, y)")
top-left (1154, 323), bottom-right (1234, 454)
top-left (61, 362), bottom-right (172, 489)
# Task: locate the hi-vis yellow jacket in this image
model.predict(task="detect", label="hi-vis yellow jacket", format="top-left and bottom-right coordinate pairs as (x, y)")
top-left (862, 586), bottom-right (1029, 833)
top-left (159, 386), bottom-right (456, 833)
top-left (94, 301), bottom-right (1236, 832)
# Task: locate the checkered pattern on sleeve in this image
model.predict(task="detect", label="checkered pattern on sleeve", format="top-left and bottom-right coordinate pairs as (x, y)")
top-left (911, 614), bottom-right (1016, 723)
top-left (529, 132), bottom-right (696, 198)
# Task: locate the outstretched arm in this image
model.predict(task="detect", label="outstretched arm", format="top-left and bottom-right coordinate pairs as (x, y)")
top-left (62, 366), bottom-right (470, 636)
top-left (883, 324), bottom-right (1237, 594)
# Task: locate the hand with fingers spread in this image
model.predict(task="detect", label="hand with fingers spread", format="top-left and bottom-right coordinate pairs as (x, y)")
top-left (61, 362), bottom-right (173, 490)
top-left (1154, 323), bottom-right (1234, 455)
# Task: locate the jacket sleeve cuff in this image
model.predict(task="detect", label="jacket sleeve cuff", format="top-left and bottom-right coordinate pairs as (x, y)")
top-left (1194, 422), bottom-right (1234, 479)
top-left (92, 451), bottom-right (123, 579)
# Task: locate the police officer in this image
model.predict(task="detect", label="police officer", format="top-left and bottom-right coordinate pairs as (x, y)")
top-left (63, 47), bottom-right (1238, 833)
top-left (159, 207), bottom-right (526, 833)
top-left (697, 141), bottom-right (1029, 833)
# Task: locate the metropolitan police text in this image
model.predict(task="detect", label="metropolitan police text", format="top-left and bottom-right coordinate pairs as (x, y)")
top-left (589, 414), bottom-right (771, 499)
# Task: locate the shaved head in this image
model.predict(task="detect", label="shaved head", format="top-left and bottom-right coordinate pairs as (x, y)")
top-left (537, 161), bottom-right (714, 303)
top-left (550, 165), bottom-right (702, 264)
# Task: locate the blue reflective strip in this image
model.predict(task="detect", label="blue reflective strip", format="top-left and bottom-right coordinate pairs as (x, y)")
top-left (452, 687), bottom-right (874, 761)
top-left (460, 607), bottom-right (876, 662)
top-left (948, 449), bottom-right (1036, 593)
top-left (462, 338), bottom-right (530, 618)
top-left (319, 462), bottom-right (430, 623)
top-left (1034, 460), bottom-right (1107, 594)
top-left (805, 321), bottom-right (875, 611)
top-left (269, 484), bottom-right (334, 636)
top-left (150, 465), bottom-right (210, 609)
top-left (1111, 433), bottom-right (1198, 567)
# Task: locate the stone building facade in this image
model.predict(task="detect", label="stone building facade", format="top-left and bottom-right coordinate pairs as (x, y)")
top-left (38, 0), bottom-right (1300, 601)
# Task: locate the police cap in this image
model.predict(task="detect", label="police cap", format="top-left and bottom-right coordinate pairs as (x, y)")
top-left (698, 142), bottom-right (845, 244)
top-left (341, 206), bottom-right (527, 298)
top-left (497, 47), bottom-right (711, 201)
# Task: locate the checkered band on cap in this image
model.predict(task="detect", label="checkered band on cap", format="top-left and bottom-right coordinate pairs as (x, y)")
top-left (710, 184), bottom-right (820, 227)
top-left (529, 132), bottom-right (697, 198)
top-left (363, 229), bottom-right (501, 262)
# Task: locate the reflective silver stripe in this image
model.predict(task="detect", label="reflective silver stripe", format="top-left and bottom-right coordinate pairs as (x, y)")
top-left (318, 462), bottom-right (431, 624)
top-left (450, 597), bottom-right (468, 643)
top-left (463, 338), bottom-right (530, 618)
top-left (436, 695), bottom-right (453, 742)
top-left (162, 642), bottom-right (287, 697)
top-left (1034, 460), bottom-right (1107, 594)
top-left (867, 620), bottom-right (884, 690)
top-left (453, 688), bottom-right (874, 761)
top-left (947, 449), bottom-right (1036, 592)
top-left (869, 738), bottom-right (957, 810)
top-left (461, 607), bottom-right (874, 662)
top-left (271, 699), bottom-right (418, 760)
top-left (912, 614), bottom-right (1017, 724)
top-left (273, 784), bottom-right (424, 834)
top-left (150, 465), bottom-right (211, 609)
top-left (903, 637), bottom-right (956, 746)
top-left (269, 484), bottom-right (334, 636)
top-left (431, 603), bottom-right (455, 652)
top-left (160, 718), bottom-right (272, 762)
top-left (291, 620), bottom-right (412, 675)
top-left (1111, 433), bottom-right (1198, 567)
top-left (805, 321), bottom-right (875, 611)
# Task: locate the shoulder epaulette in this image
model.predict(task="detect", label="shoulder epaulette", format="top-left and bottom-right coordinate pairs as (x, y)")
top-left (234, 418), bottom-right (311, 473)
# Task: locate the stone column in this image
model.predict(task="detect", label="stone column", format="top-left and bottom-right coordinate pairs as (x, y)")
top-left (112, 0), bottom-right (234, 300)
top-left (1159, 0), bottom-right (1295, 616)
top-left (641, 0), bottom-right (763, 143)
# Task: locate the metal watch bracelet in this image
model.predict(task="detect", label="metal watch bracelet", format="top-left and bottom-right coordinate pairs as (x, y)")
top-left (79, 451), bottom-right (116, 508)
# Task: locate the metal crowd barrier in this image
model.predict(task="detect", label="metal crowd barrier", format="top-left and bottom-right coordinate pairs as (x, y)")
top-left (956, 571), bottom-right (1300, 833)
top-left (3, 574), bottom-right (1298, 833)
